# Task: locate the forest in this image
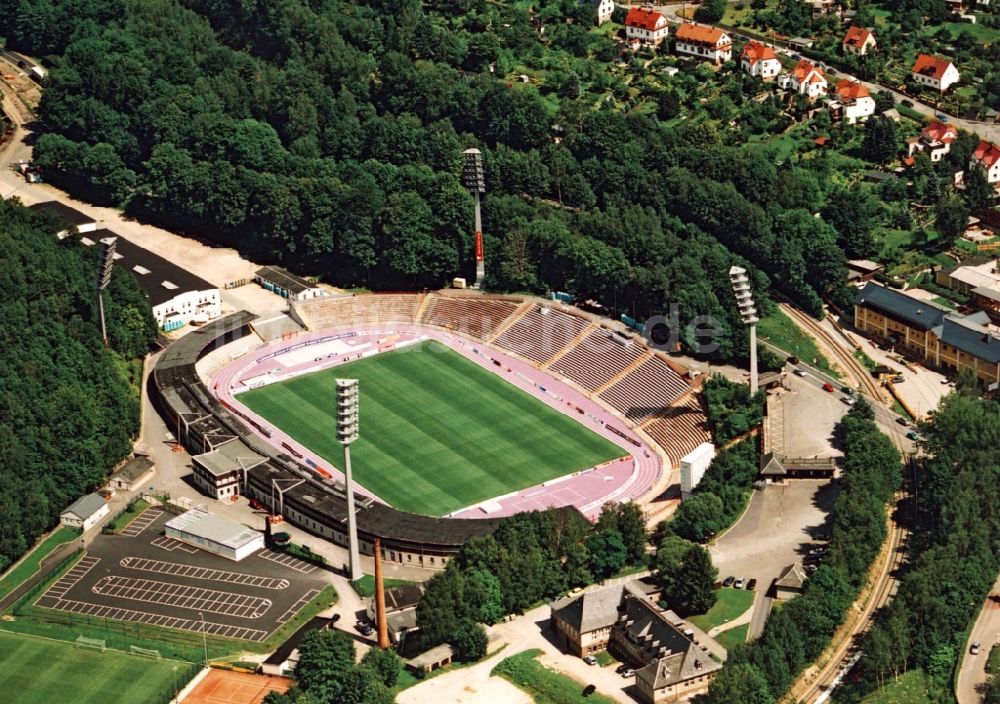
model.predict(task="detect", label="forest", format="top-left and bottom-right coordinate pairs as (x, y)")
top-left (0, 200), bottom-right (156, 572)
top-left (0, 0), bottom-right (887, 363)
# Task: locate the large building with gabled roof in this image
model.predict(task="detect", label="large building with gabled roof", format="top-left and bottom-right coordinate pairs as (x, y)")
top-left (673, 23), bottom-right (732, 65)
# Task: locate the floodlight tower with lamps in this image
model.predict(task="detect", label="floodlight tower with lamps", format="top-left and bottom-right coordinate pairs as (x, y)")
top-left (462, 148), bottom-right (486, 288)
top-left (96, 236), bottom-right (117, 345)
top-left (729, 265), bottom-right (759, 395)
top-left (336, 378), bottom-right (363, 581)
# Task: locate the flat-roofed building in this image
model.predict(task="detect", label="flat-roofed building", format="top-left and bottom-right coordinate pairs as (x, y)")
top-left (165, 508), bottom-right (265, 561)
top-left (255, 266), bottom-right (326, 301)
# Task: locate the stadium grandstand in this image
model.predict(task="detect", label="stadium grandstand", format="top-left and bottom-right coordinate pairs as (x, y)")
top-left (151, 292), bottom-right (712, 568)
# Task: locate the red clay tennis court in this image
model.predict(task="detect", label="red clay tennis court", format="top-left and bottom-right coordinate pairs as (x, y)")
top-left (181, 669), bottom-right (293, 704)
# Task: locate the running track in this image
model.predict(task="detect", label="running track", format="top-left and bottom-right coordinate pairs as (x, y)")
top-left (210, 325), bottom-right (664, 520)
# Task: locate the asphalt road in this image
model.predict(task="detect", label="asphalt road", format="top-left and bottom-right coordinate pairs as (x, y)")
top-left (957, 574), bottom-right (1000, 704)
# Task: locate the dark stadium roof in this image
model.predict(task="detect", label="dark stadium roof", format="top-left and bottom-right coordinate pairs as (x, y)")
top-left (255, 266), bottom-right (314, 295)
top-left (88, 229), bottom-right (216, 307)
top-left (28, 201), bottom-right (96, 229)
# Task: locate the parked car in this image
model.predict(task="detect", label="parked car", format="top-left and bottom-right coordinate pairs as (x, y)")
top-left (893, 375), bottom-right (905, 383)
top-left (616, 664), bottom-right (630, 674)
top-left (747, 579), bottom-right (757, 591)
top-left (936, 113), bottom-right (949, 122)
top-left (805, 564), bottom-right (818, 573)
top-left (791, 53), bottom-right (802, 59)
top-left (734, 578), bottom-right (745, 589)
top-left (567, 587), bottom-right (584, 598)
top-left (787, 356), bottom-right (800, 365)
top-left (823, 382), bottom-right (835, 392)
top-left (248, 498), bottom-right (265, 510)
top-left (841, 396), bottom-right (856, 406)
top-left (722, 576), bottom-right (735, 587)
top-left (356, 623), bottom-right (373, 636)
top-left (583, 655), bottom-right (598, 666)
top-left (901, 99), bottom-right (914, 107)
top-left (895, 417), bottom-right (910, 426)
top-left (841, 386), bottom-right (854, 394)
top-left (809, 547), bottom-right (827, 556)
top-left (971, 642), bottom-right (981, 655)
top-left (583, 684), bottom-right (597, 697)
top-left (620, 668), bottom-right (634, 678)
top-left (906, 431), bottom-right (921, 441)
top-left (794, 368), bottom-right (808, 377)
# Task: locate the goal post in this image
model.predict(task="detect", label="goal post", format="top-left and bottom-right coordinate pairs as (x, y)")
top-left (129, 645), bottom-right (162, 660)
top-left (75, 636), bottom-right (107, 653)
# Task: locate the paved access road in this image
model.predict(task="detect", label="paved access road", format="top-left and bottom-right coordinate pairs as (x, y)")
top-left (957, 573), bottom-right (1000, 704)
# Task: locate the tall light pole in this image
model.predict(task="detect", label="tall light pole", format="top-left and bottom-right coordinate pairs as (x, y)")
top-left (729, 266), bottom-right (759, 395)
top-left (336, 378), bottom-right (363, 581)
top-left (462, 148), bottom-right (486, 288)
top-left (198, 612), bottom-right (208, 667)
top-left (97, 236), bottom-right (117, 345)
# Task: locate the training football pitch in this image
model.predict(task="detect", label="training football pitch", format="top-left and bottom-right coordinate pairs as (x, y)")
top-left (0, 631), bottom-right (184, 704)
top-left (240, 340), bottom-right (625, 515)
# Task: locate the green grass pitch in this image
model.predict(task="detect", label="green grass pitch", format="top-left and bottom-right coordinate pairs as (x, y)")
top-left (0, 631), bottom-right (184, 703)
top-left (240, 340), bottom-right (625, 515)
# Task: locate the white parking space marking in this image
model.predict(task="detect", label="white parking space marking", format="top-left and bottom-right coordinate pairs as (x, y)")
top-left (119, 508), bottom-right (162, 537)
top-left (259, 549), bottom-right (317, 574)
top-left (278, 589), bottom-right (320, 624)
top-left (92, 576), bottom-right (272, 618)
top-left (35, 557), bottom-right (101, 607)
top-left (119, 556), bottom-right (289, 590)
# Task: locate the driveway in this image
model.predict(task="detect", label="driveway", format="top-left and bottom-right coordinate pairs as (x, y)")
top-left (710, 481), bottom-right (835, 596)
top-left (956, 573), bottom-right (1000, 704)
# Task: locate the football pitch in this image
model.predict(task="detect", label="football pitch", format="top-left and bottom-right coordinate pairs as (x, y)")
top-left (240, 340), bottom-right (625, 515)
top-left (0, 631), bottom-right (184, 704)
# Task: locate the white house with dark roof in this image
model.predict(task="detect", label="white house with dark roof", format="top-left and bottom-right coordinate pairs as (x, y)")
top-left (60, 493), bottom-right (109, 531)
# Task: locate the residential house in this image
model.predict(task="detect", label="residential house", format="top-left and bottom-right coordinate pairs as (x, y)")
top-left (911, 54), bottom-right (960, 93)
top-left (842, 26), bottom-right (876, 55)
top-left (741, 40), bottom-right (782, 81)
top-left (610, 591), bottom-right (722, 703)
top-left (550, 583), bottom-right (633, 656)
top-left (673, 23), bottom-right (732, 65)
top-left (855, 282), bottom-right (1000, 388)
top-left (366, 583), bottom-right (426, 651)
top-left (779, 59), bottom-right (828, 100)
top-left (60, 493), bottom-right (109, 532)
top-left (831, 79), bottom-right (875, 124)
top-left (625, 7), bottom-right (670, 46)
top-left (937, 261), bottom-right (1000, 322)
top-left (969, 140), bottom-right (1000, 191)
top-left (588, 0), bottom-right (615, 26)
top-left (906, 121), bottom-right (959, 162)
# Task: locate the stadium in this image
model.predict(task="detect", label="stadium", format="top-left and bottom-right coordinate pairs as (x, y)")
top-left (151, 291), bottom-right (711, 569)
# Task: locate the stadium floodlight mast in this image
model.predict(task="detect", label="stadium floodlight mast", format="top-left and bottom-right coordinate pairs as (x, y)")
top-left (336, 378), bottom-right (363, 581)
top-left (461, 148), bottom-right (486, 288)
top-left (729, 265), bottom-right (759, 395)
top-left (96, 236), bottom-right (117, 345)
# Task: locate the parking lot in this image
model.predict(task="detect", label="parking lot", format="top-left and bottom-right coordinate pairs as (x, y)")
top-left (34, 509), bottom-right (328, 643)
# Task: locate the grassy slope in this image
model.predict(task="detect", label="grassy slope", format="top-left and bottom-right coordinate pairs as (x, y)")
top-left (492, 649), bottom-right (617, 704)
top-left (758, 309), bottom-right (840, 378)
top-left (0, 526), bottom-right (78, 600)
top-left (0, 631), bottom-right (185, 704)
top-left (241, 341), bottom-right (623, 515)
top-left (687, 588), bottom-right (756, 633)
top-left (714, 623), bottom-right (750, 651)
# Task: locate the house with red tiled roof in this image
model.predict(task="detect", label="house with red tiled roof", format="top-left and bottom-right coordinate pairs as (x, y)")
top-left (842, 26), bottom-right (876, 56)
top-left (779, 59), bottom-right (828, 100)
top-left (674, 23), bottom-right (732, 64)
top-left (831, 79), bottom-right (875, 124)
top-left (911, 54), bottom-right (960, 93)
top-left (741, 41), bottom-right (782, 81)
top-left (906, 121), bottom-right (959, 162)
top-left (624, 7), bottom-right (669, 46)
top-left (969, 140), bottom-right (1000, 190)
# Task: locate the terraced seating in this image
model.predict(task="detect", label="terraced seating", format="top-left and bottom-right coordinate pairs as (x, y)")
top-left (642, 395), bottom-right (711, 466)
top-left (294, 294), bottom-right (421, 330)
top-left (196, 331), bottom-right (264, 383)
top-left (420, 295), bottom-right (522, 340)
top-left (599, 355), bottom-right (692, 422)
top-left (493, 305), bottom-right (591, 365)
top-left (549, 329), bottom-right (645, 391)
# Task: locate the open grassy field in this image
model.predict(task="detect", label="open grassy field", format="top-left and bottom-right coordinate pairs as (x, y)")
top-left (714, 623), bottom-right (750, 651)
top-left (241, 341), bottom-right (624, 516)
top-left (0, 631), bottom-right (188, 704)
top-left (758, 310), bottom-right (840, 378)
top-left (688, 588), bottom-right (756, 633)
top-left (492, 649), bottom-right (617, 704)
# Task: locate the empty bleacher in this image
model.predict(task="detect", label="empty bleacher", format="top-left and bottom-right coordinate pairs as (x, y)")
top-left (641, 395), bottom-right (712, 466)
top-left (195, 331), bottom-right (264, 383)
top-left (492, 305), bottom-right (591, 365)
top-left (599, 355), bottom-right (693, 423)
top-left (419, 295), bottom-right (523, 340)
top-left (293, 294), bottom-right (423, 330)
top-left (549, 329), bottom-right (646, 391)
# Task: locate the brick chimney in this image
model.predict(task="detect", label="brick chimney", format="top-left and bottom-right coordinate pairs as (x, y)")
top-left (374, 537), bottom-right (389, 649)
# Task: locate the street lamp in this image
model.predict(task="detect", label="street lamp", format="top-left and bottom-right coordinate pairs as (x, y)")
top-left (96, 236), bottom-right (117, 345)
top-left (462, 148), bottom-right (486, 288)
top-left (729, 266), bottom-right (759, 395)
top-left (336, 379), bottom-right (363, 581)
